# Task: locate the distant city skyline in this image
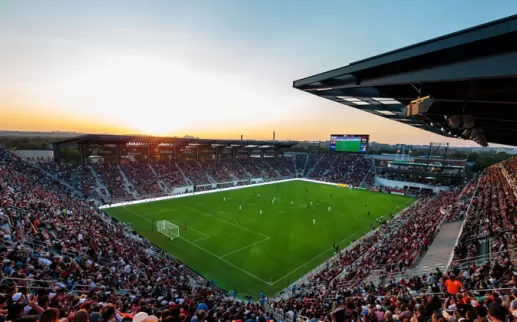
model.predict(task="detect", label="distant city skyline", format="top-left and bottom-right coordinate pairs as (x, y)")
top-left (1, 1), bottom-right (517, 145)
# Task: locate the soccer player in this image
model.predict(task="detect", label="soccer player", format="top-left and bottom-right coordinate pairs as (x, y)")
top-left (184, 223), bottom-right (188, 230)
top-left (257, 193), bottom-right (260, 198)
top-left (239, 205), bottom-right (242, 211)
top-left (291, 200), bottom-right (294, 205)
top-left (259, 210), bottom-right (262, 215)
top-left (313, 219), bottom-right (316, 225)
top-left (328, 206), bottom-right (331, 212)
top-left (272, 199), bottom-right (275, 205)
top-left (310, 201), bottom-right (313, 207)
top-left (223, 197), bottom-right (226, 202)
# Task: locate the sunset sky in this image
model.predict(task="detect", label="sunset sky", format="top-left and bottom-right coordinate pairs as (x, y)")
top-left (1, 1), bottom-right (516, 145)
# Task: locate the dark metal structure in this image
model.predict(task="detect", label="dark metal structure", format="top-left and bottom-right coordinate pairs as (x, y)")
top-left (52, 134), bottom-right (297, 165)
top-left (293, 15), bottom-right (517, 147)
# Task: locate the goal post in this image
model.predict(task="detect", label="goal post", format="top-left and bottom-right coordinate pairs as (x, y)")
top-left (156, 220), bottom-right (180, 240)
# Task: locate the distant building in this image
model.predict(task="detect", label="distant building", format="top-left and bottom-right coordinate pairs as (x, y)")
top-left (10, 149), bottom-right (54, 162)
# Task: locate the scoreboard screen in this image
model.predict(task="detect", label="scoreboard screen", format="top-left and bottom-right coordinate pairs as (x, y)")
top-left (329, 134), bottom-right (369, 153)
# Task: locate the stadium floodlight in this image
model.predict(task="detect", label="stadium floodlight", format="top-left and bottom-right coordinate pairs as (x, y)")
top-left (156, 220), bottom-right (180, 240)
top-left (404, 95), bottom-right (433, 117)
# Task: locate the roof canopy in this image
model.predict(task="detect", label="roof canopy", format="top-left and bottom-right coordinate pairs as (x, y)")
top-left (293, 15), bottom-right (517, 146)
top-left (53, 134), bottom-right (297, 149)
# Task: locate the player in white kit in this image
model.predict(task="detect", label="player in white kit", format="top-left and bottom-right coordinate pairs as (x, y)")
top-left (259, 210), bottom-right (262, 215)
top-left (313, 219), bottom-right (316, 225)
top-left (239, 205), bottom-right (242, 211)
top-left (328, 206), bottom-right (331, 212)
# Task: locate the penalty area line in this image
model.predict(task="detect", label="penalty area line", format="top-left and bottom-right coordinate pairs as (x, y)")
top-left (269, 223), bottom-right (371, 286)
top-left (178, 235), bottom-right (271, 285)
top-left (122, 207), bottom-right (270, 285)
top-left (220, 236), bottom-right (271, 258)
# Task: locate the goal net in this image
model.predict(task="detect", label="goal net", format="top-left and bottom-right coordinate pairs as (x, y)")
top-left (156, 220), bottom-right (180, 240)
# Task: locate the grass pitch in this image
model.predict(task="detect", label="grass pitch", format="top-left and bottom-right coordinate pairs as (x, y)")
top-left (105, 180), bottom-right (414, 298)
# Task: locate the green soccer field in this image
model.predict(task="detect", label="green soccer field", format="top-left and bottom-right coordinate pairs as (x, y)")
top-left (105, 180), bottom-right (414, 298)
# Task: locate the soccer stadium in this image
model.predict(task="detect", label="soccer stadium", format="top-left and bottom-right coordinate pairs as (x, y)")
top-left (2, 5), bottom-right (517, 322)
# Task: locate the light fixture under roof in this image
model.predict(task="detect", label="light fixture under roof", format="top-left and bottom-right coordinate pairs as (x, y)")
top-left (372, 97), bottom-right (401, 104)
top-left (376, 110), bottom-right (397, 115)
top-left (379, 100), bottom-right (401, 105)
top-left (354, 101), bottom-right (370, 105)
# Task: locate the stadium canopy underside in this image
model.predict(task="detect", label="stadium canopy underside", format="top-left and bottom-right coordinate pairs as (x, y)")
top-left (53, 134), bottom-right (297, 149)
top-left (293, 15), bottom-right (517, 147)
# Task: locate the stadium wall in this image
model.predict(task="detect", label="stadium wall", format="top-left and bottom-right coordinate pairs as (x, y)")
top-left (374, 177), bottom-right (450, 192)
top-left (100, 178), bottom-right (344, 209)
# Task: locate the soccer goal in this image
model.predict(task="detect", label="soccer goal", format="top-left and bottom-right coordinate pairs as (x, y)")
top-left (156, 220), bottom-right (180, 240)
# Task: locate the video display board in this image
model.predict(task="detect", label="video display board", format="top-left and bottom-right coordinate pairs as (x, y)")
top-left (329, 134), bottom-right (369, 153)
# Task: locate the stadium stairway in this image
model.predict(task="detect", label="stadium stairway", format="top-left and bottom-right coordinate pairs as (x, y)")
top-left (301, 154), bottom-right (309, 176)
top-left (407, 220), bottom-right (464, 277)
top-left (235, 161), bottom-right (252, 178)
top-left (196, 161), bottom-right (216, 184)
top-left (306, 154), bottom-right (324, 177)
top-left (175, 162), bottom-right (193, 185)
top-left (499, 164), bottom-right (517, 198)
top-left (33, 163), bottom-right (84, 198)
top-left (88, 166), bottom-right (110, 198)
top-left (116, 165), bottom-right (139, 198)
top-left (148, 163), bottom-right (169, 193)
top-left (359, 161), bottom-right (375, 187)
top-left (222, 163), bottom-right (238, 180)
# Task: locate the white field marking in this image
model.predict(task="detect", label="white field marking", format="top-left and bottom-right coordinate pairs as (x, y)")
top-left (154, 215), bottom-right (210, 239)
top-left (177, 232), bottom-right (271, 285)
top-left (191, 236), bottom-right (210, 243)
top-left (220, 236), bottom-right (271, 258)
top-left (122, 206), bottom-right (271, 284)
top-left (123, 206), bottom-right (209, 241)
top-left (269, 224), bottom-right (371, 285)
top-left (215, 213), bottom-right (238, 225)
top-left (184, 206), bottom-right (270, 239)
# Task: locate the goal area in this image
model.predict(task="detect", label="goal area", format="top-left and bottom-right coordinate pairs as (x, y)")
top-left (156, 220), bottom-right (180, 240)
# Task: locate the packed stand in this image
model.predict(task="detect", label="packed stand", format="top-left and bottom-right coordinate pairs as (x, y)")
top-left (0, 149), bottom-right (238, 322)
top-left (38, 162), bottom-right (99, 199)
top-left (452, 165), bottom-right (517, 267)
top-left (200, 161), bottom-right (234, 182)
top-left (309, 154), bottom-right (336, 180)
top-left (283, 189), bottom-right (464, 305)
top-left (92, 163), bottom-right (132, 200)
top-left (224, 160), bottom-right (251, 179)
top-left (253, 159), bottom-right (280, 181)
top-left (272, 260), bottom-right (517, 322)
top-left (177, 160), bottom-right (211, 184)
top-left (304, 154), bottom-right (323, 177)
top-left (121, 163), bottom-right (163, 196)
top-left (151, 162), bottom-right (186, 189)
top-left (294, 155), bottom-right (308, 176)
top-left (309, 154), bottom-right (372, 186)
top-left (267, 158), bottom-right (295, 177)
top-left (238, 159), bottom-right (265, 178)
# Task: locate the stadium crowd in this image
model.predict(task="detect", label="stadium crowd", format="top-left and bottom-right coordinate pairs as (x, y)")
top-left (0, 148), bottom-right (245, 322)
top-left (92, 164), bottom-right (132, 201)
top-left (269, 166), bottom-right (517, 322)
top-left (4, 145), bottom-right (517, 322)
top-left (150, 163), bottom-right (187, 191)
top-left (37, 163), bottom-right (99, 199)
top-left (121, 163), bottom-right (163, 197)
top-left (308, 155), bottom-right (373, 187)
